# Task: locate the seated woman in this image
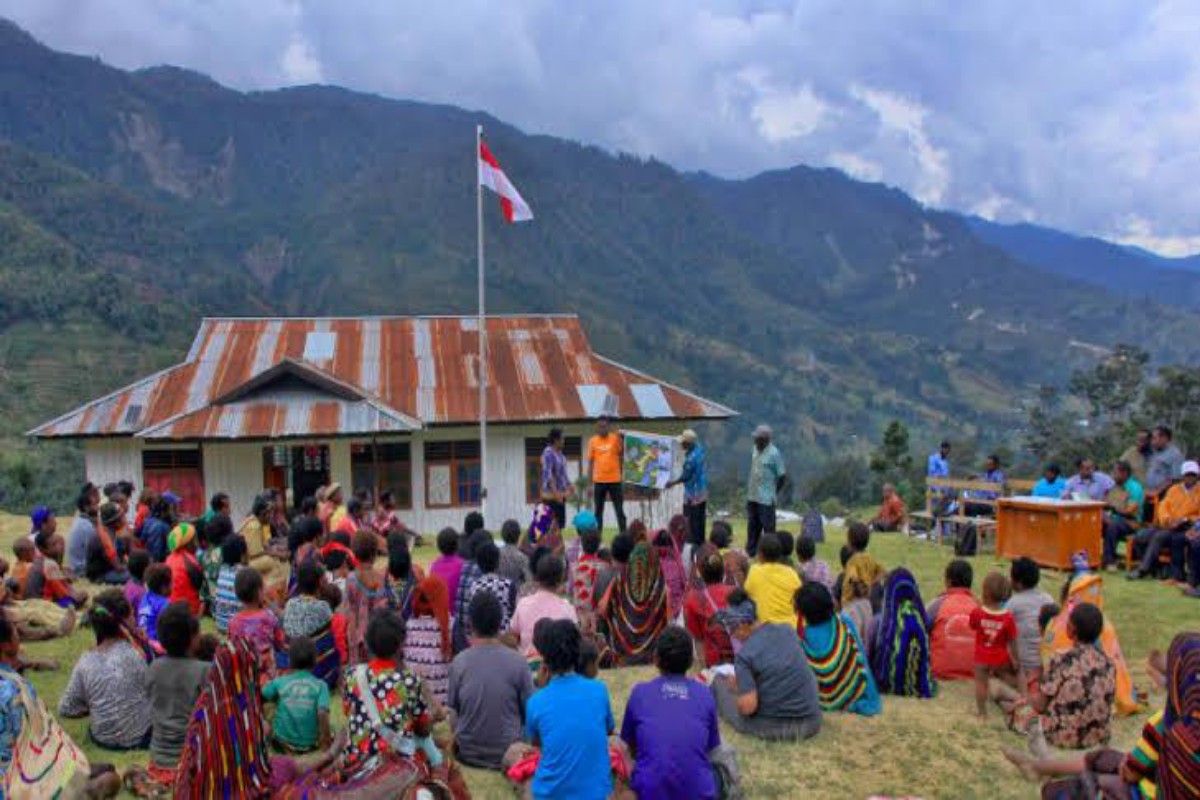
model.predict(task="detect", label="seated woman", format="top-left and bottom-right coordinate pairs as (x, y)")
top-left (710, 591), bottom-right (822, 741)
top-left (651, 528), bottom-right (687, 619)
top-left (683, 548), bottom-right (734, 668)
top-left (597, 541), bottom-right (668, 667)
top-left (1043, 572), bottom-right (1142, 716)
top-left (1002, 631), bottom-right (1198, 797)
top-left (510, 554), bottom-right (578, 666)
top-left (343, 532), bottom-right (396, 666)
top-left (165, 523), bottom-right (204, 616)
top-left (794, 582), bottom-right (882, 716)
top-left (173, 635), bottom-right (465, 799)
top-left (993, 602), bottom-right (1116, 751)
top-left (403, 576), bottom-right (453, 709)
top-left (239, 494), bottom-right (289, 601)
top-left (872, 568), bottom-right (936, 698)
top-left (0, 616), bottom-right (121, 798)
top-left (87, 503), bottom-right (130, 586)
top-left (58, 589), bottom-right (153, 751)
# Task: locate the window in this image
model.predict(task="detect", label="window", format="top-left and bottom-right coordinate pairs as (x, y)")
top-left (351, 442), bottom-right (412, 509)
top-left (142, 448), bottom-right (205, 517)
top-left (524, 436), bottom-right (582, 503)
top-left (424, 440), bottom-right (481, 508)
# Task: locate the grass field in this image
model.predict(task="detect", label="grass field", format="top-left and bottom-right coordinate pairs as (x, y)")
top-left (3, 511), bottom-right (1194, 799)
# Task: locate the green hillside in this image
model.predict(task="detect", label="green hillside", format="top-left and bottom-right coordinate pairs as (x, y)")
top-left (1, 18), bottom-right (1199, 505)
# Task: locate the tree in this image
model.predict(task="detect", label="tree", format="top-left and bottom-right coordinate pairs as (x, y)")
top-left (1067, 344), bottom-right (1148, 428)
top-left (1141, 365), bottom-right (1200, 456)
top-left (869, 420), bottom-right (917, 502)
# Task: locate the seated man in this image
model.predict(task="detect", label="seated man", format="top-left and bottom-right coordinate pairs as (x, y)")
top-left (1101, 459), bottom-right (1144, 569)
top-left (1128, 460), bottom-right (1200, 581)
top-left (1062, 458), bottom-right (1116, 501)
top-left (709, 591), bottom-right (821, 741)
top-left (990, 602), bottom-right (1115, 751)
top-left (963, 454), bottom-right (1005, 517)
top-left (447, 592), bottom-right (534, 770)
top-left (620, 625), bottom-right (728, 800)
top-left (870, 484), bottom-right (907, 532)
top-left (1031, 463), bottom-right (1066, 498)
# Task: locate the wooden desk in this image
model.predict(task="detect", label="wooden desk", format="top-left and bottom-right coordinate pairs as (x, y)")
top-left (997, 497), bottom-right (1104, 569)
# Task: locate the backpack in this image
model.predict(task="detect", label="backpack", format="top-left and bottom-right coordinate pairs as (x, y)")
top-left (953, 522), bottom-right (977, 557)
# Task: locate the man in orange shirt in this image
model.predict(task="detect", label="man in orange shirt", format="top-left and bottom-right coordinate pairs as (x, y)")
top-left (870, 484), bottom-right (908, 532)
top-left (585, 415), bottom-right (626, 534)
top-left (1128, 459), bottom-right (1200, 582)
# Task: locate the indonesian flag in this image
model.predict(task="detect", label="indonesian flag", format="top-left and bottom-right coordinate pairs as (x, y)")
top-left (479, 140), bottom-right (533, 223)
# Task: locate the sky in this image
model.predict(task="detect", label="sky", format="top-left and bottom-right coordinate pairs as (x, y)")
top-left (3, 1), bottom-right (1199, 256)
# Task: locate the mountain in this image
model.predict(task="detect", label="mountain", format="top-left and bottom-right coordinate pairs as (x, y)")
top-left (965, 217), bottom-right (1200, 309)
top-left (2, 18), bottom-right (1200, 503)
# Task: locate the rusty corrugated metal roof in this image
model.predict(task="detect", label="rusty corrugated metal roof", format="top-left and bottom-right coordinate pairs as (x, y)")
top-left (29, 315), bottom-right (736, 440)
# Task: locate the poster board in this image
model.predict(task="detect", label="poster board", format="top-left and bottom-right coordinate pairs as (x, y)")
top-left (621, 430), bottom-right (676, 490)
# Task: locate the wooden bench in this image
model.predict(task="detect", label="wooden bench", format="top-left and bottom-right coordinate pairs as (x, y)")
top-left (909, 478), bottom-right (1005, 551)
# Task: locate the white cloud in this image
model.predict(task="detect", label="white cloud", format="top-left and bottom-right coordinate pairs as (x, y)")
top-left (1113, 216), bottom-right (1200, 258)
top-left (1, 0), bottom-right (1198, 255)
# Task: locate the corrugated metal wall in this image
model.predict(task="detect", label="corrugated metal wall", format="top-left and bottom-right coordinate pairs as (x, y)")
top-left (84, 440), bottom-right (142, 494)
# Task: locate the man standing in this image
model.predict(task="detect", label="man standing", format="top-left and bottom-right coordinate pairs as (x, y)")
top-left (927, 441), bottom-right (951, 480)
top-left (1101, 460), bottom-right (1144, 569)
top-left (745, 425), bottom-right (786, 558)
top-left (1128, 460), bottom-right (1200, 581)
top-left (1061, 459), bottom-right (1115, 501)
top-left (540, 428), bottom-right (572, 531)
top-left (586, 415), bottom-right (626, 534)
top-left (1120, 429), bottom-right (1152, 485)
top-left (667, 429), bottom-right (707, 548)
top-left (1145, 425), bottom-right (1185, 495)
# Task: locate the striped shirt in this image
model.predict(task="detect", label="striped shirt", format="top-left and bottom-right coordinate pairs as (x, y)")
top-left (57, 641), bottom-right (152, 748)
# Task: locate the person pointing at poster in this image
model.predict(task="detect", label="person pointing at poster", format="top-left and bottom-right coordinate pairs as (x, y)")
top-left (746, 424), bottom-right (786, 558)
top-left (666, 429), bottom-right (708, 549)
top-left (586, 415), bottom-right (627, 534)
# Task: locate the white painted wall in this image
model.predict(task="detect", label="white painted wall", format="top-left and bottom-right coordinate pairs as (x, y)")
top-left (83, 439), bottom-right (142, 492)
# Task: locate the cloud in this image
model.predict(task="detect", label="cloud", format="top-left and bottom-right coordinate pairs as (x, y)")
top-left (0, 0), bottom-right (1197, 255)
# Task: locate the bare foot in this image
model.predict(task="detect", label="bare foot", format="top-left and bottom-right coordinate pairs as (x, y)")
top-left (1002, 747), bottom-right (1039, 782)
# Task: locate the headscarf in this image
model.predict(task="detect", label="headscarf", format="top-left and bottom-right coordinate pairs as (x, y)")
top-left (411, 577), bottom-right (452, 660)
top-left (841, 552), bottom-right (886, 606)
top-left (652, 529), bottom-right (686, 615)
top-left (1159, 632), bottom-right (1200, 799)
top-left (29, 505), bottom-right (53, 534)
top-left (802, 613), bottom-right (870, 712)
top-left (714, 595), bottom-right (757, 629)
top-left (871, 568), bottom-right (935, 699)
top-left (168, 522), bottom-right (196, 552)
top-left (1043, 573), bottom-right (1143, 716)
top-left (667, 514), bottom-right (688, 552)
top-left (604, 542), bottom-right (668, 665)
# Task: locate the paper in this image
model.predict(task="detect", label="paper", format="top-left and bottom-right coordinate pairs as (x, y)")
top-left (622, 430), bottom-right (675, 489)
top-left (427, 464), bottom-right (451, 506)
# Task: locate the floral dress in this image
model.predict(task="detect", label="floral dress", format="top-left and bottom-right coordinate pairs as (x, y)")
top-left (340, 660), bottom-right (432, 777)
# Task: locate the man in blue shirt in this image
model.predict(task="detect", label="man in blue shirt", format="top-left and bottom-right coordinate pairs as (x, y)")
top-left (1061, 458), bottom-right (1116, 501)
top-left (667, 429), bottom-right (708, 549)
top-left (525, 620), bottom-right (614, 800)
top-left (964, 454), bottom-right (1005, 516)
top-left (1032, 464), bottom-right (1067, 498)
top-left (927, 441), bottom-right (951, 479)
top-left (1102, 459), bottom-right (1144, 569)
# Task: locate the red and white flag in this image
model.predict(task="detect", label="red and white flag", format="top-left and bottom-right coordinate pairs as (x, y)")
top-left (479, 140), bottom-right (533, 223)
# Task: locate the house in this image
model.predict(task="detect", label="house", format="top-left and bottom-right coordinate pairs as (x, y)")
top-left (30, 315), bottom-right (735, 532)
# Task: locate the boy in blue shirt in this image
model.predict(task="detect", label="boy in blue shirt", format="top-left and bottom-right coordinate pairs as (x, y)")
top-left (525, 620), bottom-right (614, 800)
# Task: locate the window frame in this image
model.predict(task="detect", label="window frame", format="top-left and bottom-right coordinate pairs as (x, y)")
top-left (351, 442), bottom-right (413, 510)
top-left (424, 440), bottom-right (482, 509)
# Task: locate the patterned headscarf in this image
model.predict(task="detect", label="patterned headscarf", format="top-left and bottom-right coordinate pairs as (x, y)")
top-left (871, 568), bottom-right (935, 699)
top-left (529, 504), bottom-right (555, 543)
top-left (168, 522), bottom-right (196, 552)
top-left (667, 514), bottom-right (688, 551)
top-left (604, 542), bottom-right (668, 665)
top-left (411, 577), bottom-right (452, 660)
top-left (1159, 632), bottom-right (1200, 799)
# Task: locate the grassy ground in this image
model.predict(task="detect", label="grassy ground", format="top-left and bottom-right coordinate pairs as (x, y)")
top-left (3, 511), bottom-right (1194, 799)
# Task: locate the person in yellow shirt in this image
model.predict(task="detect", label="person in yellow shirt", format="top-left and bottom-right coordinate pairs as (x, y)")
top-left (1128, 460), bottom-right (1200, 581)
top-left (585, 415), bottom-right (626, 534)
top-left (743, 533), bottom-right (801, 627)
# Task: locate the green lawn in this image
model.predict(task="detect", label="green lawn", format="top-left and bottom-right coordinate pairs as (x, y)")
top-left (4, 511), bottom-right (1194, 799)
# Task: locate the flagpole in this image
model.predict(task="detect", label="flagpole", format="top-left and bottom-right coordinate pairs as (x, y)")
top-left (476, 124), bottom-right (488, 521)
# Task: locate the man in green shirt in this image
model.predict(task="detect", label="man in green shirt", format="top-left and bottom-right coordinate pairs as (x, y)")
top-left (1102, 459), bottom-right (1144, 569)
top-left (746, 425), bottom-right (786, 558)
top-left (262, 638), bottom-right (331, 753)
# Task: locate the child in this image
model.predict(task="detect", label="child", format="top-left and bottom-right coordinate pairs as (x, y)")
top-left (428, 528), bottom-right (466, 609)
top-left (1006, 557), bottom-right (1054, 691)
top-left (263, 637), bottom-right (331, 754)
top-left (228, 569), bottom-right (288, 686)
top-left (509, 554), bottom-right (578, 663)
top-left (796, 535), bottom-right (833, 593)
top-left (124, 550), bottom-right (151, 612)
top-left (138, 564), bottom-right (173, 644)
top-left (283, 561), bottom-right (333, 639)
top-left (28, 530), bottom-right (87, 609)
top-left (213, 535), bottom-right (248, 634)
top-left (969, 571), bottom-right (1017, 716)
top-left (9, 539), bottom-right (35, 599)
top-left (710, 522), bottom-right (748, 587)
top-left (343, 532), bottom-right (395, 665)
top-left (928, 559), bottom-right (980, 681)
top-left (323, 548), bottom-right (350, 596)
top-left (146, 602), bottom-right (210, 785)
top-left (165, 523), bottom-right (204, 616)
top-left (776, 531), bottom-right (796, 567)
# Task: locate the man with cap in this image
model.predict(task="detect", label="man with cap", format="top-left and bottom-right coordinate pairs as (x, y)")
top-left (1128, 459), bottom-right (1200, 581)
top-left (746, 425), bottom-right (786, 558)
top-left (586, 415), bottom-right (626, 534)
top-left (667, 429), bottom-right (708, 548)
